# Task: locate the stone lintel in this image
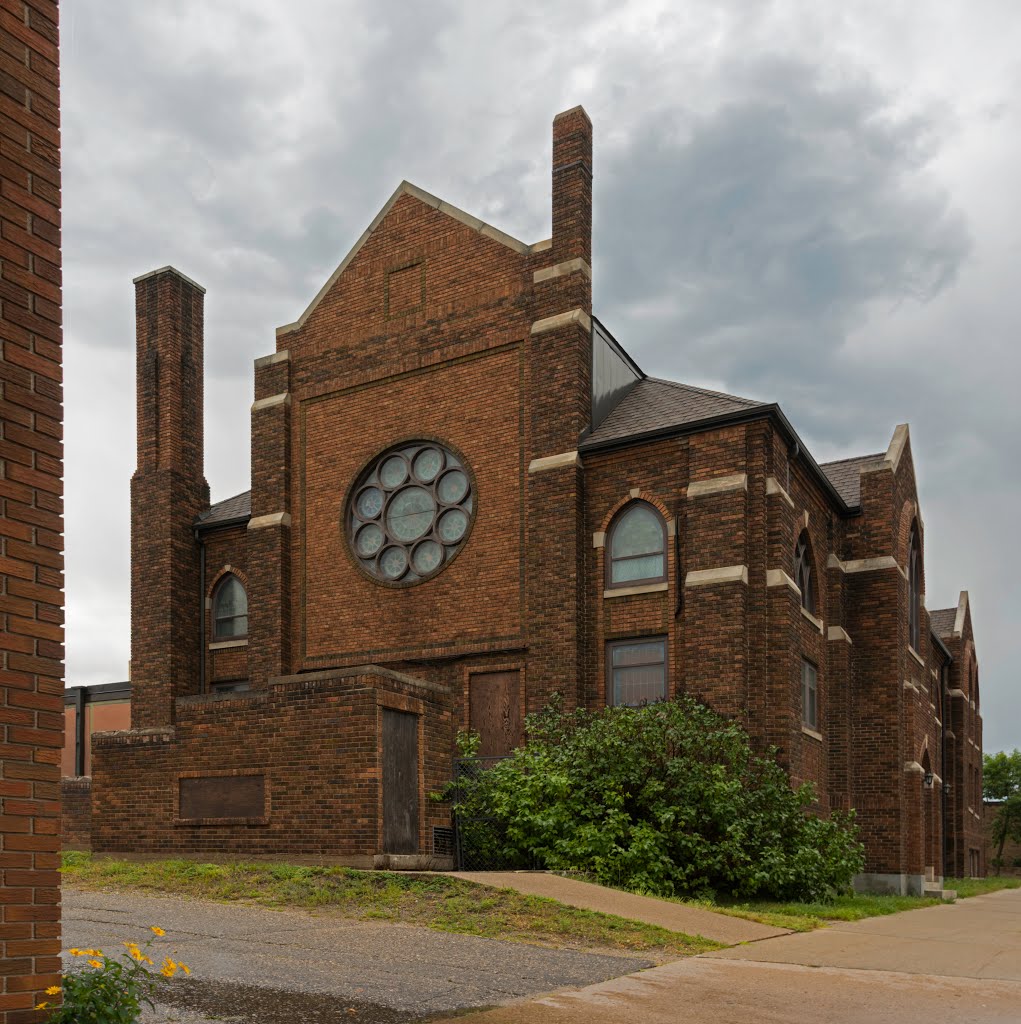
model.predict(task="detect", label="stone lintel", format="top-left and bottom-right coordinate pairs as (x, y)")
top-left (827, 626), bottom-right (852, 644)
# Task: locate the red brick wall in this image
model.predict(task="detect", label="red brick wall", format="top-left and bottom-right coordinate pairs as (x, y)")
top-left (0, 2), bottom-right (64, 1019)
top-left (93, 670), bottom-right (453, 863)
top-left (60, 779), bottom-right (90, 851)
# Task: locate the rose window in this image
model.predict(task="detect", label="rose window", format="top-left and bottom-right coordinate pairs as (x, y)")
top-left (347, 441), bottom-right (475, 584)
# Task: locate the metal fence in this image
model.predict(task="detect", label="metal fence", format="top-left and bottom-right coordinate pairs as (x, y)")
top-left (452, 756), bottom-right (541, 871)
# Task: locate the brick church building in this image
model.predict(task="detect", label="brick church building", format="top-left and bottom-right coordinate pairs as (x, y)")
top-left (82, 107), bottom-right (985, 893)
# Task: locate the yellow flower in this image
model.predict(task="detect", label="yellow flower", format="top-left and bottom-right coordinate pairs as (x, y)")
top-left (84, 948), bottom-right (103, 956)
top-left (129, 948), bottom-right (146, 963)
top-left (142, 955), bottom-right (154, 965)
top-left (160, 963), bottom-right (177, 978)
top-left (88, 959), bottom-right (103, 969)
top-left (178, 962), bottom-right (191, 975)
top-left (45, 986), bottom-right (61, 995)
top-left (68, 948), bottom-right (82, 956)
top-left (35, 1003), bottom-right (49, 1011)
top-left (150, 926), bottom-right (166, 936)
top-left (123, 941), bottom-right (139, 950)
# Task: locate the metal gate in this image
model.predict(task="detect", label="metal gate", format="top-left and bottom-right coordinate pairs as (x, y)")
top-left (452, 756), bottom-right (541, 871)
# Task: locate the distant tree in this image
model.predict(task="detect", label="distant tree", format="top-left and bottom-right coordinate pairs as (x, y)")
top-left (983, 749), bottom-right (1021, 875)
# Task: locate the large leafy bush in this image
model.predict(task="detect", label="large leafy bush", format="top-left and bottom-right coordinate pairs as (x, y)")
top-left (458, 697), bottom-right (864, 900)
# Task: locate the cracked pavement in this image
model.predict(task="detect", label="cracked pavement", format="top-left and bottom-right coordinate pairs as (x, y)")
top-left (63, 887), bottom-right (654, 1023)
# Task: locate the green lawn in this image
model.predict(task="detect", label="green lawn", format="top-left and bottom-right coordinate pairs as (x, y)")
top-left (678, 876), bottom-right (1021, 932)
top-left (60, 852), bottom-right (719, 960)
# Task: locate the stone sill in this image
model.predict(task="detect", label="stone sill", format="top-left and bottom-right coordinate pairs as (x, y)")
top-left (802, 726), bottom-right (823, 742)
top-left (174, 816), bottom-right (269, 827)
top-left (209, 639), bottom-right (249, 650)
top-left (604, 581), bottom-right (668, 599)
top-left (908, 646), bottom-right (925, 668)
top-left (800, 606), bottom-right (824, 634)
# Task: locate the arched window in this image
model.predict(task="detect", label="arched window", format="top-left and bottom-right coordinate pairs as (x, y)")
top-left (606, 502), bottom-right (666, 588)
top-left (213, 574), bottom-right (248, 639)
top-left (794, 530), bottom-right (815, 614)
top-left (908, 525), bottom-right (921, 651)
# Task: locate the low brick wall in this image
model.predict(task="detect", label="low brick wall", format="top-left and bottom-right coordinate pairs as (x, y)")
top-left (91, 667), bottom-right (454, 863)
top-left (62, 777), bottom-right (93, 851)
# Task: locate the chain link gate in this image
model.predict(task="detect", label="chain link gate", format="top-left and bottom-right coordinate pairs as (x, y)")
top-left (452, 757), bottom-right (541, 871)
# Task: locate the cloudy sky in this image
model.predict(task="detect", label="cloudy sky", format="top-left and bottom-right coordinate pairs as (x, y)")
top-left (60, 1), bottom-right (1020, 752)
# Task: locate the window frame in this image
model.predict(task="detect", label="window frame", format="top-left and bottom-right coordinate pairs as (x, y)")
top-left (605, 501), bottom-right (668, 590)
top-left (908, 525), bottom-right (921, 651)
top-left (794, 530), bottom-right (816, 615)
top-left (801, 657), bottom-right (819, 731)
top-left (212, 573), bottom-right (249, 641)
top-left (605, 636), bottom-right (668, 707)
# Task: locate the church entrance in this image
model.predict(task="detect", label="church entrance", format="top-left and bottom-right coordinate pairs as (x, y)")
top-left (382, 708), bottom-right (419, 854)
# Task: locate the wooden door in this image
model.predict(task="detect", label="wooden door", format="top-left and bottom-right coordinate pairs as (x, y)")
top-left (382, 709), bottom-right (419, 854)
top-left (469, 672), bottom-right (522, 757)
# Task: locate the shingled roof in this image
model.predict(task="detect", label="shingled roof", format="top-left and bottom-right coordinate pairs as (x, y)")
top-left (929, 607), bottom-right (957, 638)
top-left (195, 490), bottom-right (251, 529)
top-left (582, 377), bottom-right (766, 450)
top-left (819, 454), bottom-right (885, 507)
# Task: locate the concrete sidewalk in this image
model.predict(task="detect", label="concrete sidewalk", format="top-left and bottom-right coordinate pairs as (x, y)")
top-left (431, 887), bottom-right (1021, 1024)
top-left (448, 872), bottom-right (788, 945)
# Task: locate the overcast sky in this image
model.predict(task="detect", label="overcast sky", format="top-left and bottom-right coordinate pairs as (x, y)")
top-left (60, 1), bottom-right (1020, 752)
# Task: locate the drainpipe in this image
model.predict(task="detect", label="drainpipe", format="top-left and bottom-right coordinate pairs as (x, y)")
top-left (195, 527), bottom-right (206, 694)
top-left (73, 685), bottom-right (85, 777)
top-left (940, 656), bottom-right (950, 876)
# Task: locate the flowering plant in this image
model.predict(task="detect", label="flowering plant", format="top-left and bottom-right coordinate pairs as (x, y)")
top-left (36, 926), bottom-right (190, 1024)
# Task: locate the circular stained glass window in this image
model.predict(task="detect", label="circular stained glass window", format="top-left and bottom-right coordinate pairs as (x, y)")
top-left (346, 440), bottom-right (475, 585)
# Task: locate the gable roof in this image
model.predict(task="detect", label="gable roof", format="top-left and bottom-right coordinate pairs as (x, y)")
top-left (582, 377), bottom-right (767, 450)
top-left (195, 490), bottom-right (251, 530)
top-left (929, 607), bottom-right (957, 638)
top-left (819, 454), bottom-right (885, 506)
top-left (276, 181), bottom-right (550, 338)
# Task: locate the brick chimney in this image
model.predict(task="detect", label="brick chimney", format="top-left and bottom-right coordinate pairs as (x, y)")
top-left (551, 105), bottom-right (592, 267)
top-left (129, 267), bottom-right (209, 728)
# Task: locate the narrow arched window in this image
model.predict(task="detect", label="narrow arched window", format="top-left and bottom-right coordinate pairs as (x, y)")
top-left (908, 525), bottom-right (921, 651)
top-left (213, 574), bottom-right (248, 639)
top-left (607, 502), bottom-right (666, 588)
top-left (794, 530), bottom-right (815, 614)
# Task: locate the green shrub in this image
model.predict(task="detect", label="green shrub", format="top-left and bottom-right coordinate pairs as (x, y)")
top-left (37, 927), bottom-right (189, 1024)
top-left (457, 697), bottom-right (864, 901)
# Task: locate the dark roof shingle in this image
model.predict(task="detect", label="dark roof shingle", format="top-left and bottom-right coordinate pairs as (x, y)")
top-left (929, 607), bottom-right (957, 637)
top-left (819, 454), bottom-right (884, 507)
top-left (195, 490), bottom-right (251, 528)
top-left (582, 377), bottom-right (766, 449)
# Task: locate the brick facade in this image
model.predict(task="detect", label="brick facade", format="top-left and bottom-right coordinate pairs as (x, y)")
top-left (86, 108), bottom-right (983, 891)
top-left (0, 2), bottom-right (64, 1020)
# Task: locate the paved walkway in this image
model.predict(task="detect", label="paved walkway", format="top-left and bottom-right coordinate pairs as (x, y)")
top-left (64, 888), bottom-right (651, 1024)
top-left (448, 872), bottom-right (787, 945)
top-left (431, 888), bottom-right (1021, 1024)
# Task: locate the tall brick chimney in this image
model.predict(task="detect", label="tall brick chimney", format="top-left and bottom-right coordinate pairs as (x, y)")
top-left (129, 267), bottom-right (209, 728)
top-left (551, 105), bottom-right (592, 267)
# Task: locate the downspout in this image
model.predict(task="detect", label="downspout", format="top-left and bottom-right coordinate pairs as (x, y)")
top-left (74, 685), bottom-right (85, 777)
top-left (940, 656), bottom-right (950, 877)
top-left (195, 527), bottom-right (206, 695)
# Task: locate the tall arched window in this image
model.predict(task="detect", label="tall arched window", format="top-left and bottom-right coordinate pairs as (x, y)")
top-left (908, 525), bottom-right (921, 651)
top-left (794, 530), bottom-right (815, 614)
top-left (213, 574), bottom-right (248, 639)
top-left (606, 502), bottom-right (666, 588)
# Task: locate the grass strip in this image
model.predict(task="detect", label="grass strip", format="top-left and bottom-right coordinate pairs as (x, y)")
top-left (61, 852), bottom-right (720, 959)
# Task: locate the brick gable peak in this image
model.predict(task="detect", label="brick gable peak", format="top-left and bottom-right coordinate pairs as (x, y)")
top-left (275, 180), bottom-right (547, 340)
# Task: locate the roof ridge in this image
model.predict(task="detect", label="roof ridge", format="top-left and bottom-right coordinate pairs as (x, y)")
top-left (645, 376), bottom-right (762, 408)
top-left (819, 452), bottom-right (885, 468)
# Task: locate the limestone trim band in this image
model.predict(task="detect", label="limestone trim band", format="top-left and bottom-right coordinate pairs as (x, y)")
top-left (254, 349), bottom-right (290, 369)
top-left (248, 512), bottom-right (292, 530)
top-left (766, 568), bottom-right (800, 594)
top-left (603, 581), bottom-right (669, 599)
top-left (685, 565), bottom-right (749, 588)
top-left (764, 476), bottom-right (796, 508)
top-left (533, 258), bottom-right (592, 284)
top-left (827, 553), bottom-right (908, 579)
top-left (528, 450), bottom-right (581, 474)
top-left (687, 473), bottom-right (748, 499)
top-left (530, 308), bottom-right (592, 335)
top-left (251, 392), bottom-right (291, 413)
top-left (827, 626), bottom-right (853, 644)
